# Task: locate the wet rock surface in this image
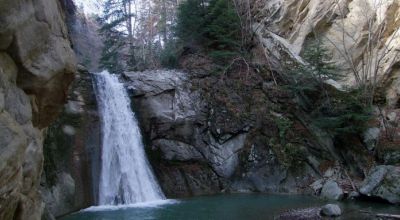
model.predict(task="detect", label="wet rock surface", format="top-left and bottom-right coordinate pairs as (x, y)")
top-left (41, 66), bottom-right (100, 218)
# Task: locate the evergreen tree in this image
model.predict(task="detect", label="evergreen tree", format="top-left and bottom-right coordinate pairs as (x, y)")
top-left (175, 0), bottom-right (241, 63)
top-left (175, 0), bottom-right (207, 45)
top-left (98, 0), bottom-right (136, 73)
top-left (97, 15), bottom-right (125, 73)
top-left (286, 41), bottom-right (372, 136)
top-left (204, 0), bottom-right (241, 62)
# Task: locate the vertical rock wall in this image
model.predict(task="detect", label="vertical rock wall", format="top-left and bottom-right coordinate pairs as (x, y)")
top-left (41, 66), bottom-right (100, 218)
top-left (0, 0), bottom-right (76, 219)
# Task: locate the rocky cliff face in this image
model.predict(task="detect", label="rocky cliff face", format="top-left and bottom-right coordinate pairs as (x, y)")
top-left (251, 0), bottom-right (400, 202)
top-left (35, 3), bottom-right (104, 219)
top-left (253, 0), bottom-right (400, 106)
top-left (126, 60), bottom-right (399, 204)
top-left (125, 0), bottom-right (400, 198)
top-left (68, 11), bottom-right (103, 72)
top-left (39, 8), bottom-right (103, 220)
top-left (0, 0), bottom-right (76, 219)
top-left (124, 62), bottom-right (354, 197)
top-left (41, 66), bottom-right (100, 218)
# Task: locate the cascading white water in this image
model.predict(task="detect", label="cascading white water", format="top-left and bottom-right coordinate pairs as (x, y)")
top-left (94, 70), bottom-right (165, 205)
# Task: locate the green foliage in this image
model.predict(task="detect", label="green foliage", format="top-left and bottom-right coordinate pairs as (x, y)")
top-left (313, 89), bottom-right (372, 135)
top-left (98, 26), bottom-right (125, 74)
top-left (97, 6), bottom-right (126, 73)
top-left (175, 0), bottom-right (207, 44)
top-left (275, 116), bottom-right (292, 141)
top-left (160, 41), bottom-right (179, 68)
top-left (175, 0), bottom-right (242, 63)
top-left (287, 40), bottom-right (372, 137)
top-left (287, 40), bottom-right (340, 95)
top-left (269, 138), bottom-right (306, 169)
top-left (205, 0), bottom-right (241, 62)
top-left (98, 0), bottom-right (136, 73)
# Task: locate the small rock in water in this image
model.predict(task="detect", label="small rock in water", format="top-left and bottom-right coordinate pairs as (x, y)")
top-left (320, 204), bottom-right (342, 217)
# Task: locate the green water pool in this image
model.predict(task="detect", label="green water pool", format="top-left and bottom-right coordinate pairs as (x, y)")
top-left (61, 194), bottom-right (400, 220)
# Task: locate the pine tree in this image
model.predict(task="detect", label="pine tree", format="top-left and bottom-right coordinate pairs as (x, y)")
top-left (175, 0), bottom-right (241, 63)
top-left (175, 0), bottom-right (207, 45)
top-left (98, 0), bottom-right (136, 72)
top-left (98, 25), bottom-right (125, 74)
top-left (204, 0), bottom-right (241, 62)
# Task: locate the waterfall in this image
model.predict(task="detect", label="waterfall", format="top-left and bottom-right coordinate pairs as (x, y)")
top-left (94, 70), bottom-right (165, 205)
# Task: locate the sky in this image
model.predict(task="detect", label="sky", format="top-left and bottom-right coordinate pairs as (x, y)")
top-left (73, 0), bottom-right (103, 15)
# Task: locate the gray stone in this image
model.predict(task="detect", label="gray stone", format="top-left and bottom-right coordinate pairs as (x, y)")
top-left (42, 173), bottom-right (76, 217)
top-left (349, 191), bottom-right (360, 199)
top-left (380, 150), bottom-right (400, 165)
top-left (154, 139), bottom-right (203, 161)
top-left (363, 127), bottom-right (380, 151)
top-left (323, 168), bottom-right (335, 178)
top-left (321, 204), bottom-right (342, 217)
top-left (321, 180), bottom-right (344, 200)
top-left (201, 133), bottom-right (247, 178)
top-left (0, 0), bottom-right (76, 219)
top-left (0, 53), bottom-right (18, 83)
top-left (360, 165), bottom-right (400, 204)
top-left (41, 66), bottom-right (101, 218)
top-left (62, 125), bottom-right (76, 136)
top-left (124, 70), bottom-right (186, 96)
top-left (4, 85), bottom-right (32, 125)
top-left (310, 179), bottom-right (324, 193)
top-left (359, 166), bottom-right (388, 195)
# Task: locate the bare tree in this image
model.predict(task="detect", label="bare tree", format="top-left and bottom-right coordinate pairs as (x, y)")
top-left (327, 0), bottom-right (400, 106)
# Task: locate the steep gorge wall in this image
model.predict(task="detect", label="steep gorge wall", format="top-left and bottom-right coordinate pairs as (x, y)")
top-left (39, 6), bottom-right (104, 219)
top-left (0, 0), bottom-right (76, 219)
top-left (253, 0), bottom-right (400, 105)
top-left (41, 66), bottom-right (100, 218)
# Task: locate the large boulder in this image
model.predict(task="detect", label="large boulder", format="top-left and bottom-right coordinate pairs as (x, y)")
top-left (320, 180), bottom-right (344, 200)
top-left (360, 165), bottom-right (400, 204)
